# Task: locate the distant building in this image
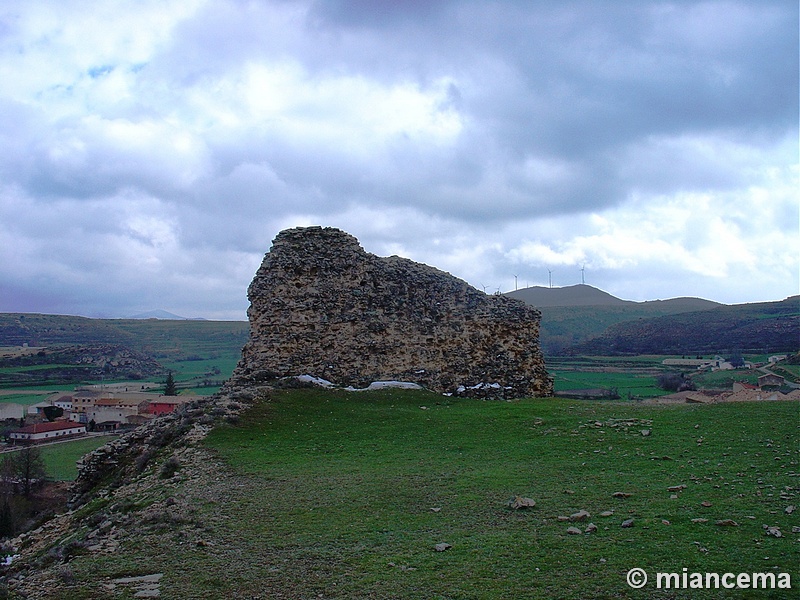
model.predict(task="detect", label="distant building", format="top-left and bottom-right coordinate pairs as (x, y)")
top-left (724, 389), bottom-right (781, 402)
top-left (147, 397), bottom-right (189, 416)
top-left (72, 389), bottom-right (106, 414)
top-left (84, 398), bottom-right (149, 427)
top-left (732, 382), bottom-right (759, 392)
top-left (0, 403), bottom-right (27, 421)
top-left (758, 373), bottom-right (785, 388)
top-left (662, 356), bottom-right (752, 371)
top-left (53, 395), bottom-right (73, 411)
top-left (27, 401), bottom-right (54, 416)
top-left (9, 421), bottom-right (87, 445)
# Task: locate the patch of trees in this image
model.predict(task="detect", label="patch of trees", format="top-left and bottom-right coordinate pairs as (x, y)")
top-left (164, 371), bottom-right (178, 396)
top-left (571, 298), bottom-right (800, 356)
top-left (656, 372), bottom-right (697, 392)
top-left (0, 448), bottom-right (48, 538)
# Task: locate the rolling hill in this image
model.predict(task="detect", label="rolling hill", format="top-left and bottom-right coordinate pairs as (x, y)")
top-left (572, 296), bottom-right (800, 355)
top-left (0, 313), bottom-right (249, 360)
top-left (506, 285), bottom-right (725, 354)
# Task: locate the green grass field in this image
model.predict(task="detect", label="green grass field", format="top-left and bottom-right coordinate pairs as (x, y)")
top-left (39, 436), bottom-right (118, 481)
top-left (0, 392), bottom-right (52, 406)
top-left (197, 388), bottom-right (799, 598)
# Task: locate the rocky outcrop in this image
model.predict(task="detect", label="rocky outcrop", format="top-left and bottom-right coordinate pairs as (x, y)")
top-left (0, 344), bottom-right (161, 385)
top-left (231, 227), bottom-right (552, 398)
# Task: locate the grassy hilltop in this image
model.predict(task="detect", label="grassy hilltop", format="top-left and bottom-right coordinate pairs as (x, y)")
top-left (25, 386), bottom-right (796, 599)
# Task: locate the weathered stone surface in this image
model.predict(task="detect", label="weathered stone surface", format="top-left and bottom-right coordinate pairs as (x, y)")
top-left (231, 227), bottom-right (552, 398)
top-left (508, 496), bottom-right (536, 510)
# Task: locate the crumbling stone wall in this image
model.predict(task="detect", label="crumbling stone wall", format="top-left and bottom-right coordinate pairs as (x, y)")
top-left (232, 227), bottom-right (552, 398)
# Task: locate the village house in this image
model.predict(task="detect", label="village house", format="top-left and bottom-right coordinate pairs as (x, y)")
top-left (42, 388), bottom-right (201, 430)
top-left (85, 398), bottom-right (150, 430)
top-left (53, 396), bottom-right (73, 411)
top-left (662, 356), bottom-right (753, 371)
top-left (9, 421), bottom-right (87, 445)
top-left (27, 401), bottom-right (54, 416)
top-left (757, 373), bottom-right (786, 388)
top-left (71, 389), bottom-right (106, 415)
top-left (147, 397), bottom-right (189, 416)
top-left (0, 403), bottom-right (26, 422)
top-left (732, 381), bottom-right (759, 393)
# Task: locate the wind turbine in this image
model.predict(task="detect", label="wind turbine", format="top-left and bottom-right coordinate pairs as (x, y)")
top-left (581, 264), bottom-right (585, 285)
top-left (547, 268), bottom-right (553, 289)
top-left (513, 274), bottom-right (518, 291)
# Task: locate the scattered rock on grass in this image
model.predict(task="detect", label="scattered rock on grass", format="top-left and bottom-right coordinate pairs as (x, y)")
top-left (715, 519), bottom-right (738, 527)
top-left (621, 519), bottom-right (634, 528)
top-left (569, 510), bottom-right (590, 522)
top-left (508, 496), bottom-right (536, 510)
top-left (764, 525), bottom-right (782, 538)
top-left (434, 543), bottom-right (452, 552)
top-left (785, 505), bottom-right (795, 515)
top-left (612, 492), bottom-right (632, 499)
top-left (585, 523), bottom-right (598, 533)
top-left (599, 510), bottom-right (614, 517)
top-left (566, 527), bottom-right (582, 535)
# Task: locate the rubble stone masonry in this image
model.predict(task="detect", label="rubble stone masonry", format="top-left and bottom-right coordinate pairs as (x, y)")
top-left (231, 227), bottom-right (552, 398)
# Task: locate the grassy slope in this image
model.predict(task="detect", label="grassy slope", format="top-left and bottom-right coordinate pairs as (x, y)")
top-left (0, 314), bottom-right (248, 392)
top-left (573, 297), bottom-right (800, 356)
top-left (192, 388), bottom-right (799, 599)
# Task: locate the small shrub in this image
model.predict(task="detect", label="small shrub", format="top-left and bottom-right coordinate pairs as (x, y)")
top-left (135, 449), bottom-right (155, 472)
top-left (159, 457), bottom-right (181, 479)
top-left (656, 372), bottom-right (696, 392)
top-left (58, 565), bottom-right (76, 585)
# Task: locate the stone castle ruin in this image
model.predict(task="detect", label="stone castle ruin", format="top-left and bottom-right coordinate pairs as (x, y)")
top-left (231, 227), bottom-right (553, 398)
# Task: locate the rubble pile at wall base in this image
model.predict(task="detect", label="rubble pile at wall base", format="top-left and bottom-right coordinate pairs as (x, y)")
top-left (231, 227), bottom-right (552, 399)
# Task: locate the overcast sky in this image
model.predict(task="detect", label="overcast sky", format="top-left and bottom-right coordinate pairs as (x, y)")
top-left (1, 0), bottom-right (797, 320)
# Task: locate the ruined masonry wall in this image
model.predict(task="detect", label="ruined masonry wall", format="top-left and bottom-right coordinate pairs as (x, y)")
top-left (231, 227), bottom-right (553, 398)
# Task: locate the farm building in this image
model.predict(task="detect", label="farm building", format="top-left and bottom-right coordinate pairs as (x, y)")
top-left (0, 403), bottom-right (26, 421)
top-left (732, 382), bottom-right (759, 392)
top-left (53, 396), bottom-right (73, 411)
top-left (9, 421), bottom-right (87, 445)
top-left (147, 397), bottom-right (189, 415)
top-left (757, 373), bottom-right (786, 388)
top-left (84, 398), bottom-right (149, 428)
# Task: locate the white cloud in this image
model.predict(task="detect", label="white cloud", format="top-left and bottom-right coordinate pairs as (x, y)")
top-left (0, 0), bottom-right (796, 317)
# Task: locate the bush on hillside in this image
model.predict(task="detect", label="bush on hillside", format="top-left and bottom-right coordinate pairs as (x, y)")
top-left (656, 372), bottom-right (696, 392)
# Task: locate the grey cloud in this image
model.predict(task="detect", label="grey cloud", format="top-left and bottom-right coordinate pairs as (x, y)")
top-left (1, 0), bottom-right (796, 317)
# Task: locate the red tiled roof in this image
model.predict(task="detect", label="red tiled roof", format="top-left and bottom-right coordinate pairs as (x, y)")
top-left (12, 421), bottom-right (85, 434)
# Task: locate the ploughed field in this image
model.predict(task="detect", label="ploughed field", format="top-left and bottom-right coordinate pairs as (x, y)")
top-left (188, 389), bottom-right (798, 599)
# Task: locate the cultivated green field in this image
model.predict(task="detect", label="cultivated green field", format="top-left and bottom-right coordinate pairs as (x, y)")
top-left (191, 388), bottom-right (799, 599)
top-left (548, 355), bottom-right (669, 398)
top-left (37, 436), bottom-right (119, 481)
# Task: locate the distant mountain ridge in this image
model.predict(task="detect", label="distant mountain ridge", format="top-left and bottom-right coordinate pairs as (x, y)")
top-left (505, 284), bottom-right (722, 309)
top-left (128, 309), bottom-right (204, 320)
top-left (505, 285), bottom-right (797, 356)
